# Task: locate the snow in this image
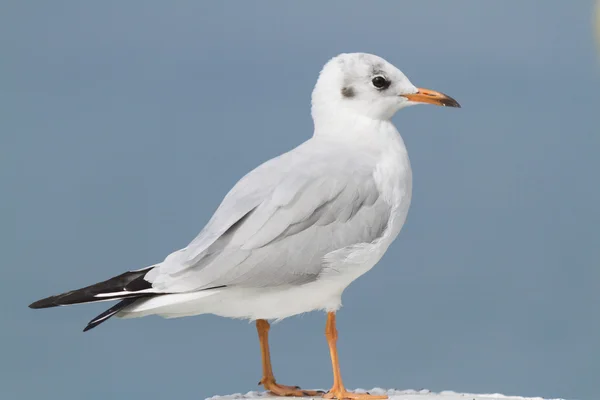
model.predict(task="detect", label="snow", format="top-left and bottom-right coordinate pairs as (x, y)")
top-left (207, 388), bottom-right (563, 400)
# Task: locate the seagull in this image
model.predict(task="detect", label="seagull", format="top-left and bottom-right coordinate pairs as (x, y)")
top-left (30, 53), bottom-right (460, 399)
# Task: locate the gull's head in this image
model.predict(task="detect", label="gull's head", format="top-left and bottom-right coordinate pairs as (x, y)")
top-left (311, 53), bottom-right (460, 122)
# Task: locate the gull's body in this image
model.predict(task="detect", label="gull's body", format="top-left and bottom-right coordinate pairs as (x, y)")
top-left (30, 53), bottom-right (459, 399)
top-left (123, 120), bottom-right (412, 321)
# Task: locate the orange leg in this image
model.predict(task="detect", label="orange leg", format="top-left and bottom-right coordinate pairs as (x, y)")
top-left (256, 319), bottom-right (324, 397)
top-left (323, 313), bottom-right (387, 400)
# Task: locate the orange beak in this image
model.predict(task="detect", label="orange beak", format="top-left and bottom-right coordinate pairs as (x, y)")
top-left (403, 88), bottom-right (461, 108)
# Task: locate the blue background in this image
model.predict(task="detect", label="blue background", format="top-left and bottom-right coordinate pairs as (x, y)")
top-left (2, 1), bottom-right (599, 399)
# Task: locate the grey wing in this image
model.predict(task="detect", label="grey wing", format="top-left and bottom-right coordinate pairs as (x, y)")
top-left (146, 152), bottom-right (391, 292)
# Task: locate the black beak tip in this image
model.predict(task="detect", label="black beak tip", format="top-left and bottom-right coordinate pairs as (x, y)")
top-left (442, 96), bottom-right (461, 108)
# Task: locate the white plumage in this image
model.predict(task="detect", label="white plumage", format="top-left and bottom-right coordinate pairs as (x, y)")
top-left (119, 53), bottom-right (418, 321)
top-left (30, 52), bottom-right (459, 398)
top-left (31, 52), bottom-right (460, 332)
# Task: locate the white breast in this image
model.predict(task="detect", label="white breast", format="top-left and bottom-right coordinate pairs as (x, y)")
top-left (374, 123), bottom-right (413, 244)
top-left (318, 121), bottom-right (413, 288)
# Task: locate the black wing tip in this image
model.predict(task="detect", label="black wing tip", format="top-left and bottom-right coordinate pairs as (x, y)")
top-left (82, 322), bottom-right (97, 332)
top-left (29, 296), bottom-right (60, 309)
top-left (29, 289), bottom-right (90, 309)
top-left (83, 314), bottom-right (108, 332)
top-left (82, 297), bottom-right (142, 333)
top-left (29, 268), bottom-right (155, 311)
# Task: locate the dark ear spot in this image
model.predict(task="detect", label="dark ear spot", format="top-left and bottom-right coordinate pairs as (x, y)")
top-left (341, 86), bottom-right (355, 98)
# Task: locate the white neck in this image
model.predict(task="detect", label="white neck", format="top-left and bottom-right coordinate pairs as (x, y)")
top-left (312, 108), bottom-right (398, 144)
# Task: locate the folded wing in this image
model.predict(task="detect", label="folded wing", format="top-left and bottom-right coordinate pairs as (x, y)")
top-left (146, 144), bottom-right (391, 292)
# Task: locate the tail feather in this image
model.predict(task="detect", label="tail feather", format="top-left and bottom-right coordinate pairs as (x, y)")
top-left (29, 267), bottom-right (155, 309)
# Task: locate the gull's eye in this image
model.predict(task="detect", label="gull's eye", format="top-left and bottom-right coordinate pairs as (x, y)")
top-left (371, 75), bottom-right (390, 90)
